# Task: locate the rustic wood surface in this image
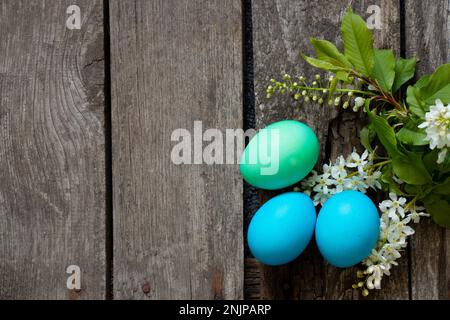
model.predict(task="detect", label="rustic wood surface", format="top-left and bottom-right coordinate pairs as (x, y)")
top-left (0, 0), bottom-right (448, 300)
top-left (404, 0), bottom-right (450, 300)
top-left (0, 0), bottom-right (106, 299)
top-left (109, 0), bottom-right (243, 299)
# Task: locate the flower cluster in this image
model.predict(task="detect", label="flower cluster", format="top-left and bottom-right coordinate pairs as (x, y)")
top-left (418, 99), bottom-right (450, 163)
top-left (298, 149), bottom-right (382, 206)
top-left (298, 150), bottom-right (430, 296)
top-left (356, 193), bottom-right (429, 295)
top-left (266, 73), bottom-right (368, 112)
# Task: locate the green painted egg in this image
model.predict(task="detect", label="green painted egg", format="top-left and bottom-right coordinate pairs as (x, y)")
top-left (240, 120), bottom-right (319, 190)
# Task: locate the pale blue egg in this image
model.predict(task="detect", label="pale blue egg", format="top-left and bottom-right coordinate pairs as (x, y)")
top-left (248, 192), bottom-right (316, 266)
top-left (315, 190), bottom-right (380, 268)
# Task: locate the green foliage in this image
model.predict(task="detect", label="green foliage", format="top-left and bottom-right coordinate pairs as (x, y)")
top-left (424, 196), bottom-right (450, 227)
top-left (303, 55), bottom-right (347, 72)
top-left (367, 111), bottom-right (403, 158)
top-left (396, 120), bottom-right (428, 146)
top-left (372, 49), bottom-right (395, 92)
top-left (310, 38), bottom-right (353, 69)
top-left (270, 7), bottom-right (450, 229)
top-left (406, 63), bottom-right (450, 116)
top-left (392, 57), bottom-right (417, 93)
top-left (392, 153), bottom-right (432, 185)
top-left (360, 125), bottom-right (375, 152)
top-left (341, 8), bottom-right (374, 76)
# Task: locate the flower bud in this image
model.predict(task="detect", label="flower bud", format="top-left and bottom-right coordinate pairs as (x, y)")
top-left (302, 90), bottom-right (307, 96)
top-left (354, 97), bottom-right (365, 108)
top-left (334, 97), bottom-right (341, 106)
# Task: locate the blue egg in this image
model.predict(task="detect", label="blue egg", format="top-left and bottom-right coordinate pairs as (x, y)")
top-left (248, 192), bottom-right (316, 266)
top-left (315, 190), bottom-right (380, 268)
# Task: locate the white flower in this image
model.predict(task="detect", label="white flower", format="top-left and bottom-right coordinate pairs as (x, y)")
top-left (329, 169), bottom-right (347, 193)
top-left (438, 148), bottom-right (448, 164)
top-left (313, 192), bottom-right (330, 206)
top-left (418, 99), bottom-right (450, 162)
top-left (331, 155), bottom-right (348, 177)
top-left (313, 173), bottom-right (333, 195)
top-left (407, 206), bottom-right (430, 223)
top-left (366, 265), bottom-right (383, 289)
top-left (346, 149), bottom-right (369, 169)
top-left (344, 175), bottom-right (368, 193)
top-left (364, 171), bottom-right (382, 190)
top-left (379, 192), bottom-right (407, 221)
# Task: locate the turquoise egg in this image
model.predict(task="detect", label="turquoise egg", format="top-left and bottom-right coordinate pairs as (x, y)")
top-left (315, 191), bottom-right (380, 268)
top-left (240, 120), bottom-right (319, 190)
top-left (248, 192), bottom-right (316, 266)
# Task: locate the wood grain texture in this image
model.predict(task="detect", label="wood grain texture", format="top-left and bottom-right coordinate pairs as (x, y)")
top-left (405, 0), bottom-right (450, 300)
top-left (250, 0), bottom-right (408, 299)
top-left (0, 0), bottom-right (106, 299)
top-left (110, 0), bottom-right (243, 299)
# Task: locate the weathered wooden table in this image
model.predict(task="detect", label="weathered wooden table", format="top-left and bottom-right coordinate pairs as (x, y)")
top-left (0, 0), bottom-right (448, 299)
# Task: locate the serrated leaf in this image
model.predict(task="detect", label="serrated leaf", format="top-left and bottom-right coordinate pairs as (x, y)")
top-left (406, 85), bottom-right (426, 117)
top-left (360, 125), bottom-right (375, 152)
top-left (310, 38), bottom-right (353, 69)
top-left (341, 8), bottom-right (374, 76)
top-left (415, 74), bottom-right (431, 89)
top-left (367, 111), bottom-right (403, 158)
top-left (434, 177), bottom-right (450, 195)
top-left (396, 122), bottom-right (428, 146)
top-left (421, 63), bottom-right (450, 105)
top-left (372, 49), bottom-right (395, 92)
top-left (336, 71), bottom-right (351, 82)
top-left (424, 197), bottom-right (450, 227)
top-left (392, 151), bottom-right (432, 185)
top-left (302, 55), bottom-right (347, 72)
top-left (392, 57), bottom-right (417, 93)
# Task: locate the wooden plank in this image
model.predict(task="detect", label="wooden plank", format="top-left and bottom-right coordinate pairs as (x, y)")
top-left (110, 0), bottom-right (243, 299)
top-left (405, 0), bottom-right (450, 300)
top-left (0, 0), bottom-right (106, 299)
top-left (250, 0), bottom-right (408, 299)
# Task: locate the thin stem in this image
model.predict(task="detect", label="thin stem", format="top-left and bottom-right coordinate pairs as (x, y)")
top-left (292, 85), bottom-right (375, 96)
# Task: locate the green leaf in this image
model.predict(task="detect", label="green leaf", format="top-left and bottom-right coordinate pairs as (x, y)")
top-left (310, 38), bottom-right (353, 69)
top-left (396, 121), bottom-right (428, 146)
top-left (372, 49), bottom-right (395, 92)
top-left (381, 165), bottom-right (406, 195)
top-left (406, 85), bottom-right (426, 117)
top-left (367, 111), bottom-right (403, 158)
top-left (302, 55), bottom-right (347, 72)
top-left (415, 74), bottom-right (431, 89)
top-left (423, 149), bottom-right (439, 173)
top-left (360, 125), bottom-right (375, 152)
top-left (392, 152), bottom-right (432, 185)
top-left (392, 57), bottom-right (417, 93)
top-left (424, 196), bottom-right (450, 227)
top-left (336, 71), bottom-right (351, 82)
top-left (434, 177), bottom-right (450, 195)
top-left (341, 8), bottom-right (375, 76)
top-left (421, 63), bottom-right (450, 105)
